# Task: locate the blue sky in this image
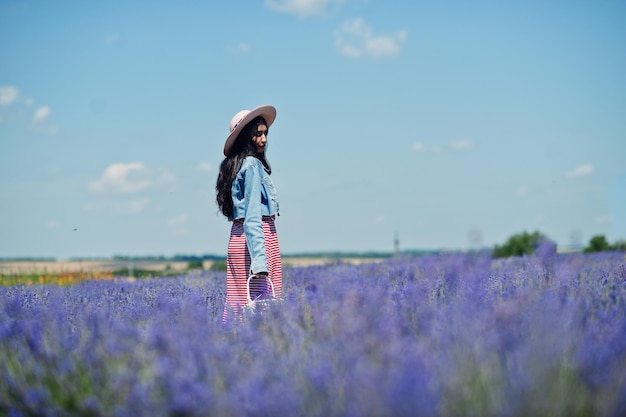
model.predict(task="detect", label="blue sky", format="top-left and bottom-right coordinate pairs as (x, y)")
top-left (1, 0), bottom-right (625, 259)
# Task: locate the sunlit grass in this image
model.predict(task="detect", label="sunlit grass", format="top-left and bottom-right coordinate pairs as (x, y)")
top-left (0, 271), bottom-right (116, 286)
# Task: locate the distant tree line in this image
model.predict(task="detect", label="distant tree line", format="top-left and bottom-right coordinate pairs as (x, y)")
top-left (0, 257), bottom-right (56, 262)
top-left (493, 231), bottom-right (625, 258)
top-left (493, 231), bottom-right (555, 258)
top-left (583, 235), bottom-right (626, 253)
top-left (112, 254), bottom-right (226, 262)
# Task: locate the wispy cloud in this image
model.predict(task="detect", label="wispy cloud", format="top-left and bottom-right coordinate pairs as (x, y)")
top-left (411, 142), bottom-right (442, 153)
top-left (515, 185), bottom-right (528, 197)
top-left (45, 220), bottom-right (59, 230)
top-left (89, 162), bottom-right (175, 194)
top-left (334, 17), bottom-right (407, 59)
top-left (594, 215), bottom-right (611, 224)
top-left (119, 198), bottom-right (151, 214)
top-left (196, 162), bottom-right (212, 173)
top-left (227, 42), bottom-right (251, 55)
top-left (168, 213), bottom-right (189, 236)
top-left (33, 106), bottom-right (51, 123)
top-left (0, 86), bottom-right (20, 125)
top-left (168, 213), bottom-right (189, 226)
top-left (104, 33), bottom-right (121, 45)
top-left (32, 105), bottom-right (58, 134)
top-left (0, 86), bottom-right (19, 106)
top-left (411, 139), bottom-right (474, 153)
top-left (265, 0), bottom-right (345, 18)
top-left (0, 85), bottom-right (57, 133)
top-left (449, 139), bottom-right (474, 151)
top-left (566, 164), bottom-right (593, 178)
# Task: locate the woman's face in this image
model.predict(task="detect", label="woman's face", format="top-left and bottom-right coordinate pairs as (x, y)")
top-left (251, 123), bottom-right (268, 154)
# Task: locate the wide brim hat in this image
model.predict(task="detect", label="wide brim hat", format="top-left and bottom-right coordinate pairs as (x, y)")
top-left (224, 104), bottom-right (277, 156)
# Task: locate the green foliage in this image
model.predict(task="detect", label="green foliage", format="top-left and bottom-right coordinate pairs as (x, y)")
top-left (111, 267), bottom-right (181, 278)
top-left (209, 261), bottom-right (227, 272)
top-left (584, 235), bottom-right (626, 253)
top-left (187, 260), bottom-right (204, 270)
top-left (493, 231), bottom-right (542, 258)
top-left (1, 345), bottom-right (121, 415)
top-left (583, 235), bottom-right (611, 253)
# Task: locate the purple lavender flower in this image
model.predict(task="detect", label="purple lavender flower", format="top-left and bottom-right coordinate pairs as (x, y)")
top-left (1, 255), bottom-right (625, 416)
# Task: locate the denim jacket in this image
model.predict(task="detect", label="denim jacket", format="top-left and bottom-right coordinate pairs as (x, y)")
top-left (231, 156), bottom-right (279, 274)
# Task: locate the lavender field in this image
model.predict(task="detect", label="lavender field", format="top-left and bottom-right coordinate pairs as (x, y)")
top-left (1, 252), bottom-right (625, 416)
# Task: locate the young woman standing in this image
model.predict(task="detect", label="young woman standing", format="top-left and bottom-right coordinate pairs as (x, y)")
top-left (216, 105), bottom-right (282, 321)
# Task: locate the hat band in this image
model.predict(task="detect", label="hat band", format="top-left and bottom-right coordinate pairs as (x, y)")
top-left (231, 117), bottom-right (245, 133)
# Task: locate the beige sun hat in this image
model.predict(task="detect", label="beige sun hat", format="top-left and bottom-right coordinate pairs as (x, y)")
top-left (223, 104), bottom-right (277, 156)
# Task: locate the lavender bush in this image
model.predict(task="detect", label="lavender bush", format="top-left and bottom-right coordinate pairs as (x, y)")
top-left (1, 252), bottom-right (625, 416)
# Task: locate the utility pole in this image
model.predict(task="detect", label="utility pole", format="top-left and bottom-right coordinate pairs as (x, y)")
top-left (394, 231), bottom-right (400, 255)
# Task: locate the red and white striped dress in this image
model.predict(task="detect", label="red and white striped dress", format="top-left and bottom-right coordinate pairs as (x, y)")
top-left (222, 217), bottom-right (282, 322)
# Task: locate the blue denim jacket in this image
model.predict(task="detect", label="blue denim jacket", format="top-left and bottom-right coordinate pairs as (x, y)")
top-left (231, 156), bottom-right (279, 274)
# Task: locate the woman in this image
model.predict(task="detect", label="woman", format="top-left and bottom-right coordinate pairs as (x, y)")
top-left (216, 104), bottom-right (282, 321)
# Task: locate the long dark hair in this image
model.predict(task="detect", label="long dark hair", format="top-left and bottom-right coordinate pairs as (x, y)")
top-left (216, 116), bottom-right (271, 219)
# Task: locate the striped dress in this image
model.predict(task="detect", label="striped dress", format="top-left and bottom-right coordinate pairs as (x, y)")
top-left (222, 217), bottom-right (282, 322)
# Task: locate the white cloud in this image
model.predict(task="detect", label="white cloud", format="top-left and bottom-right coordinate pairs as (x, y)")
top-left (594, 215), bottom-right (611, 224)
top-left (411, 142), bottom-right (425, 152)
top-left (0, 87), bottom-right (57, 133)
top-left (450, 139), bottom-right (474, 151)
top-left (0, 86), bottom-right (19, 125)
top-left (168, 213), bottom-right (189, 226)
top-left (170, 227), bottom-right (189, 237)
top-left (89, 162), bottom-right (175, 194)
top-left (90, 162), bottom-right (149, 193)
top-left (335, 17), bottom-right (407, 59)
top-left (118, 198), bottom-right (151, 214)
top-left (411, 142), bottom-right (442, 152)
top-left (196, 162), bottom-right (212, 172)
top-left (566, 164), bottom-right (594, 178)
top-left (0, 86), bottom-right (19, 105)
top-left (515, 185), bottom-right (528, 197)
top-left (265, 0), bottom-right (344, 18)
top-left (33, 106), bottom-right (51, 123)
top-left (31, 105), bottom-right (58, 134)
top-left (45, 221), bottom-right (59, 230)
top-left (226, 42), bottom-right (251, 55)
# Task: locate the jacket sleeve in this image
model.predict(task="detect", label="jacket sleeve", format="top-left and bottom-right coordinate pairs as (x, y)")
top-left (241, 160), bottom-right (268, 274)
